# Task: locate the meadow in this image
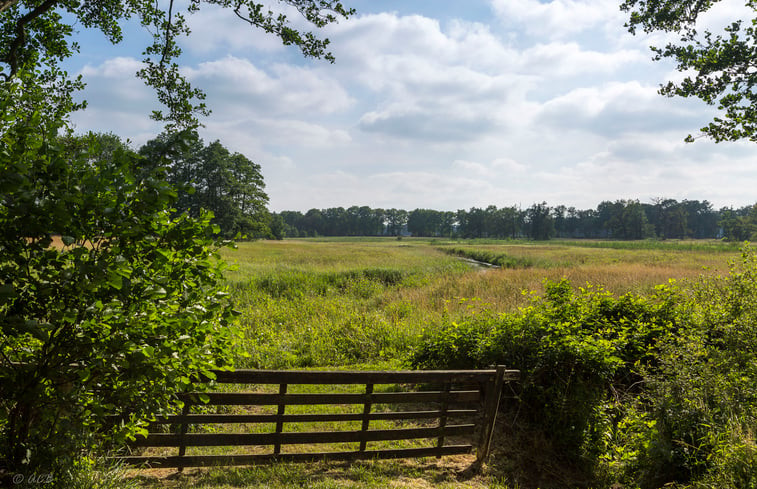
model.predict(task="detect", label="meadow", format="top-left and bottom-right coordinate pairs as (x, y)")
top-left (131, 237), bottom-right (750, 489)
top-left (220, 238), bottom-right (738, 370)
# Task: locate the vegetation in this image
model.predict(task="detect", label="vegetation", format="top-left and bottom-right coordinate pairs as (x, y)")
top-left (0, 83), bottom-right (238, 483)
top-left (206, 238), bottom-right (753, 488)
top-left (1, 0), bottom-right (352, 482)
top-left (277, 199), bottom-right (757, 241)
top-left (412, 244), bottom-right (757, 488)
top-left (139, 131), bottom-right (274, 239)
top-left (621, 0), bottom-right (757, 142)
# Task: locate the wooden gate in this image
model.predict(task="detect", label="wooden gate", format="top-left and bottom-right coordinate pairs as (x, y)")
top-left (116, 366), bottom-right (519, 469)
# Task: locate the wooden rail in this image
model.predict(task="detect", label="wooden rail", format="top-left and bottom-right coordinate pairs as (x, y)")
top-left (115, 366), bottom-right (519, 469)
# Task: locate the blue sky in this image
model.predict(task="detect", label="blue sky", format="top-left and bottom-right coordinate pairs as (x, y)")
top-left (66, 0), bottom-right (757, 212)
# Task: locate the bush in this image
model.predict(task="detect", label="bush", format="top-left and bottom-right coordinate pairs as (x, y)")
top-left (412, 279), bottom-right (681, 469)
top-left (0, 79), bottom-right (236, 482)
top-left (618, 247), bottom-right (757, 488)
top-left (412, 246), bottom-right (757, 488)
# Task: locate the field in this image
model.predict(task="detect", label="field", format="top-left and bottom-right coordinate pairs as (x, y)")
top-left (220, 238), bottom-right (738, 370)
top-left (132, 237), bottom-right (743, 489)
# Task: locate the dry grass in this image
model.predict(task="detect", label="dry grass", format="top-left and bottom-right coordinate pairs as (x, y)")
top-left (124, 238), bottom-right (741, 488)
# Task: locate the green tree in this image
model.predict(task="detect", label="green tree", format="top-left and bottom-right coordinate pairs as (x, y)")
top-left (0, 0), bottom-right (354, 129)
top-left (407, 209), bottom-right (443, 237)
top-left (621, 0), bottom-right (757, 142)
top-left (526, 202), bottom-right (554, 240)
top-left (140, 132), bottom-right (271, 238)
top-left (0, 84), bottom-right (236, 480)
top-left (385, 208), bottom-right (408, 236)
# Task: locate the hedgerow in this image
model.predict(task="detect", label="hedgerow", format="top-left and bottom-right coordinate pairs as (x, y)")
top-left (411, 246), bottom-right (757, 488)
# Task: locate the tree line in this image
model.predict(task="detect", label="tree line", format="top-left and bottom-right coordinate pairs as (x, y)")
top-left (277, 199), bottom-right (757, 241)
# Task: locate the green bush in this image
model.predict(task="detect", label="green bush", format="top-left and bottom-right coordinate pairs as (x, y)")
top-left (0, 78), bottom-right (236, 482)
top-left (617, 247), bottom-right (757, 488)
top-left (412, 246), bottom-right (757, 487)
top-left (412, 279), bottom-right (681, 467)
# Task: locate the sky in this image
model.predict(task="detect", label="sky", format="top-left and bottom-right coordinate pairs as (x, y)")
top-left (65, 0), bottom-right (757, 212)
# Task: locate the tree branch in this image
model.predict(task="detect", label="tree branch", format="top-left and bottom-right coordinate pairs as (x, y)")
top-left (5, 0), bottom-right (60, 77)
top-left (0, 0), bottom-right (20, 15)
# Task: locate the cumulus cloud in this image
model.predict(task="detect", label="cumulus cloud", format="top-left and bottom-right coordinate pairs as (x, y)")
top-left (67, 4), bottom-right (757, 212)
top-left (536, 81), bottom-right (706, 137)
top-left (490, 0), bottom-right (625, 41)
top-left (186, 56), bottom-right (354, 118)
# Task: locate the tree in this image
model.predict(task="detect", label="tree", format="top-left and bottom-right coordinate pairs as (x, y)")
top-left (0, 85), bottom-right (237, 480)
top-left (408, 209), bottom-right (443, 237)
top-left (1, 0), bottom-right (355, 481)
top-left (0, 0), bottom-right (354, 129)
top-left (526, 202), bottom-right (554, 240)
top-left (385, 208), bottom-right (408, 236)
top-left (140, 131), bottom-right (271, 238)
top-left (621, 0), bottom-right (757, 142)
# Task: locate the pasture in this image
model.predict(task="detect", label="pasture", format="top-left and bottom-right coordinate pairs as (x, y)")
top-left (220, 238), bottom-right (738, 370)
top-left (131, 238), bottom-right (745, 489)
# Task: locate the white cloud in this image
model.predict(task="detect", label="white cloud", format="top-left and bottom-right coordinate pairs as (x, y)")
top-left (490, 0), bottom-right (624, 41)
top-left (186, 56), bottom-right (354, 118)
top-left (66, 4), bottom-right (757, 213)
top-left (536, 81), bottom-right (706, 138)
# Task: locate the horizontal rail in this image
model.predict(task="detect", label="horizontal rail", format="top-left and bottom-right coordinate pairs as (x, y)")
top-left (133, 424), bottom-right (475, 447)
top-left (208, 369), bottom-right (519, 384)
top-left (149, 409), bottom-right (479, 425)
top-left (179, 390), bottom-right (481, 406)
top-left (113, 366), bottom-right (519, 469)
top-left (117, 445), bottom-right (474, 468)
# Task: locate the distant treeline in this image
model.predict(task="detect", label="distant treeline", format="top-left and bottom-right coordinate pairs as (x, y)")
top-left (276, 199), bottom-right (757, 241)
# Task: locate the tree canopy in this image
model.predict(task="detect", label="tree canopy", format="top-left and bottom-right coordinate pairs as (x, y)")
top-left (139, 131), bottom-right (273, 238)
top-left (0, 0), bottom-right (352, 482)
top-left (0, 0), bottom-right (354, 128)
top-left (621, 0), bottom-right (757, 142)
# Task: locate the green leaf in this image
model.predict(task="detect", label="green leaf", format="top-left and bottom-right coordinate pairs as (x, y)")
top-left (106, 271), bottom-right (123, 290)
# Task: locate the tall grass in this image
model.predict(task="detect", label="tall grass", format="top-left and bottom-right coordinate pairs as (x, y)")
top-left (220, 239), bottom-right (738, 369)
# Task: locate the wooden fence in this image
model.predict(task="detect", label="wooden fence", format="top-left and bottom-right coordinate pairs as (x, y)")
top-left (115, 366), bottom-right (519, 469)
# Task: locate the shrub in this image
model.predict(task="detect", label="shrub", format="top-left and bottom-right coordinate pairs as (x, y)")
top-left (0, 81), bottom-right (236, 482)
top-left (411, 278), bottom-right (682, 472)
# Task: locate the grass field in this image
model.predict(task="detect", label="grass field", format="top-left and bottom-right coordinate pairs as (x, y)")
top-left (219, 238), bottom-right (737, 370)
top-left (130, 237), bottom-right (742, 488)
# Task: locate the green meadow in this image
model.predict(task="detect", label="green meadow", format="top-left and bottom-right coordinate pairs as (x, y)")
top-left (219, 238), bottom-right (737, 370)
top-left (131, 238), bottom-right (755, 489)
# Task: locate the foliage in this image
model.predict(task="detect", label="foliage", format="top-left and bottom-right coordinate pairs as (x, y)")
top-left (614, 247), bottom-right (757, 488)
top-left (720, 205), bottom-right (757, 241)
top-left (139, 131), bottom-right (272, 239)
top-left (411, 244), bottom-right (757, 487)
top-left (411, 278), bottom-right (682, 469)
top-left (0, 79), bottom-right (237, 482)
top-left (621, 0), bottom-right (757, 142)
top-left (0, 0), bottom-right (354, 129)
top-left (278, 198), bottom-right (740, 240)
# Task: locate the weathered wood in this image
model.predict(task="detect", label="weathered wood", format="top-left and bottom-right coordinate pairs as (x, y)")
top-left (476, 365), bottom-right (507, 462)
top-left (208, 369), bottom-right (518, 385)
top-left (118, 445), bottom-right (474, 468)
top-left (179, 390), bottom-right (481, 406)
top-left (176, 403), bottom-right (191, 472)
top-left (115, 366), bottom-right (519, 469)
top-left (436, 382), bottom-right (451, 458)
top-left (273, 384), bottom-right (287, 455)
top-left (359, 383), bottom-right (373, 452)
top-left (149, 409), bottom-right (480, 425)
top-left (132, 424), bottom-right (476, 447)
